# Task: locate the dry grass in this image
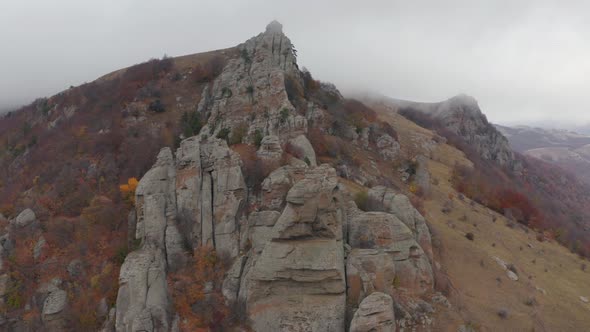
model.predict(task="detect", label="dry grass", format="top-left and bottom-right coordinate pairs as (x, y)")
top-left (368, 100), bottom-right (590, 331)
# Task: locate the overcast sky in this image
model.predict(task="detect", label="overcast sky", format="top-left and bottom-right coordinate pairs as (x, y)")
top-left (1, 0), bottom-right (589, 126)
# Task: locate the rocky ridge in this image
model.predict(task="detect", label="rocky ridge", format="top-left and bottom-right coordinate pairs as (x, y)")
top-left (378, 94), bottom-right (516, 168)
top-left (109, 21), bottom-right (440, 332)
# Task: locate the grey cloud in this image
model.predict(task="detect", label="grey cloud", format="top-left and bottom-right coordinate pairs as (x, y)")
top-left (1, 0), bottom-right (590, 125)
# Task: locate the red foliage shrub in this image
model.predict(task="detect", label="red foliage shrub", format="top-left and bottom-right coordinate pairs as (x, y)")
top-left (308, 128), bottom-right (329, 157)
top-left (168, 246), bottom-right (229, 331)
top-left (232, 144), bottom-right (282, 192)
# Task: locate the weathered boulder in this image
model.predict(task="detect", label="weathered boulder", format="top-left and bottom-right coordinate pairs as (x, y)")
top-left (288, 134), bottom-right (317, 166)
top-left (13, 208), bottom-right (36, 227)
top-left (368, 186), bottom-right (433, 261)
top-left (257, 135), bottom-right (283, 161)
top-left (241, 165), bottom-right (346, 331)
top-left (260, 164), bottom-right (306, 211)
top-left (376, 134), bottom-right (400, 161)
top-left (115, 248), bottom-right (170, 332)
top-left (347, 207), bottom-right (433, 296)
top-left (247, 210), bottom-right (281, 253)
top-left (349, 292), bottom-right (395, 332)
top-left (33, 235), bottom-right (46, 260)
top-left (346, 249), bottom-right (396, 315)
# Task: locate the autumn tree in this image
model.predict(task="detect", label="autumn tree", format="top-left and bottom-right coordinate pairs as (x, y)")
top-left (119, 177), bottom-right (139, 205)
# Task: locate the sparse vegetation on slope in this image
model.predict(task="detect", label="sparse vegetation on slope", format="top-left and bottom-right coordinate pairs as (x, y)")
top-left (399, 107), bottom-right (590, 258)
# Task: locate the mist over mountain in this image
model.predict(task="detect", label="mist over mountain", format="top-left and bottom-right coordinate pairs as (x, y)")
top-left (3, 1), bottom-right (590, 125)
top-left (2, 4), bottom-right (590, 331)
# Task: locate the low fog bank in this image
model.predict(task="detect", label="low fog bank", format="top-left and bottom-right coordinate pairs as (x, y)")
top-left (2, 0), bottom-right (590, 126)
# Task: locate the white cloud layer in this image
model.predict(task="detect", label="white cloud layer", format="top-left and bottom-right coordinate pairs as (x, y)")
top-left (1, 0), bottom-right (589, 125)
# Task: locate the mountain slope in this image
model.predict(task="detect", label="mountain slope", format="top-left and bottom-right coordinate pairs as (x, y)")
top-left (368, 94), bottom-right (516, 167)
top-left (371, 105), bottom-right (590, 331)
top-left (0, 21), bottom-right (589, 332)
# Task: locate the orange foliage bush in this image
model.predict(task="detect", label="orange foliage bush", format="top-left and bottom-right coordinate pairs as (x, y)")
top-left (119, 177), bottom-right (139, 205)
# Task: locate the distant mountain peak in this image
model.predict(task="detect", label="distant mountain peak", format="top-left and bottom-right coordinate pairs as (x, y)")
top-left (266, 20), bottom-right (283, 34)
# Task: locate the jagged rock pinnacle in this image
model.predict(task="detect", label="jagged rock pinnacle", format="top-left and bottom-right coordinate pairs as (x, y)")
top-left (266, 20), bottom-right (283, 34)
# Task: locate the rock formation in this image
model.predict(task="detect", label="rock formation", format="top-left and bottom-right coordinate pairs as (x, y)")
top-left (111, 21), bottom-right (439, 332)
top-left (368, 186), bottom-right (433, 261)
top-left (433, 95), bottom-right (515, 166)
top-left (198, 20), bottom-right (306, 145)
top-left (349, 292), bottom-right (395, 332)
top-left (113, 132), bottom-right (437, 331)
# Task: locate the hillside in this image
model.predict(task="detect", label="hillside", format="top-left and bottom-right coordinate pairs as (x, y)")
top-left (370, 106), bottom-right (590, 331)
top-left (0, 21), bottom-right (589, 332)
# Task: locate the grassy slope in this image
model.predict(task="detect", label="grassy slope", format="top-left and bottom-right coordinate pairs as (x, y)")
top-left (371, 105), bottom-right (590, 331)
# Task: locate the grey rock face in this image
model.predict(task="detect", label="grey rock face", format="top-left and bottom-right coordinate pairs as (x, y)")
top-left (13, 208), bottom-right (36, 227)
top-left (376, 134), bottom-right (400, 161)
top-left (257, 135), bottom-right (283, 161)
top-left (259, 162), bottom-right (309, 209)
top-left (176, 138), bottom-right (247, 258)
top-left (368, 186), bottom-right (433, 261)
top-left (347, 206), bottom-right (433, 297)
top-left (241, 165), bottom-right (347, 332)
top-left (288, 134), bottom-right (317, 166)
top-left (116, 148), bottom-right (176, 332)
top-left (197, 19), bottom-right (306, 145)
top-left (433, 95), bottom-right (514, 166)
top-left (116, 138), bottom-right (247, 331)
top-left (247, 210), bottom-right (281, 253)
top-left (346, 249), bottom-right (396, 318)
top-left (349, 292), bottom-right (395, 332)
top-left (115, 248), bottom-right (170, 332)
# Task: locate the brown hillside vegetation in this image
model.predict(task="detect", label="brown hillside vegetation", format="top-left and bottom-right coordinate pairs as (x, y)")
top-left (397, 106), bottom-right (590, 258)
top-left (365, 102), bottom-right (590, 331)
top-left (0, 48), bottom-right (235, 329)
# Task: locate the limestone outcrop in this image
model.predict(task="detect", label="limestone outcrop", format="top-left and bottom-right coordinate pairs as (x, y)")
top-left (13, 208), bottom-right (36, 228)
top-left (368, 186), bottom-right (433, 261)
top-left (198, 21), bottom-right (306, 145)
top-left (346, 206), bottom-right (433, 299)
top-left (116, 148), bottom-right (175, 332)
top-left (349, 292), bottom-right (395, 332)
top-left (288, 134), bottom-right (317, 166)
top-left (240, 165), bottom-right (347, 331)
top-left (111, 21), bottom-right (439, 332)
